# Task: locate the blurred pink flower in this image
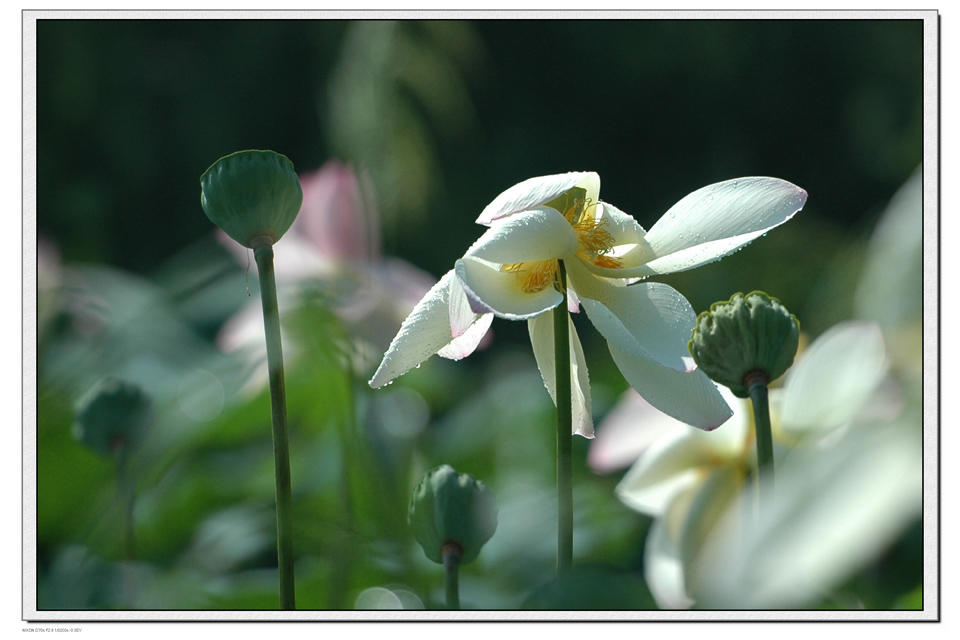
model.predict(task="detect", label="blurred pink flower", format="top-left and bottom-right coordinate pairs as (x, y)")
top-left (216, 160), bottom-right (454, 390)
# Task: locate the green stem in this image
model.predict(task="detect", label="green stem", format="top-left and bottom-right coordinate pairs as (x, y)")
top-left (116, 449), bottom-right (135, 561)
top-left (442, 543), bottom-right (461, 610)
top-left (254, 243), bottom-right (296, 610)
top-left (746, 372), bottom-right (774, 509)
top-left (553, 261), bottom-right (573, 576)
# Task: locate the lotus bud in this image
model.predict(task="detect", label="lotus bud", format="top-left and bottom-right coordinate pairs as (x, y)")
top-left (408, 465), bottom-right (498, 565)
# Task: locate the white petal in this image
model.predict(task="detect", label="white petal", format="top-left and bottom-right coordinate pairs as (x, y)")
top-left (438, 312), bottom-right (494, 360)
top-left (464, 207), bottom-right (579, 264)
top-left (455, 257), bottom-right (563, 320)
top-left (447, 265), bottom-right (480, 338)
top-left (477, 172), bottom-right (600, 225)
top-left (596, 200), bottom-right (648, 246)
top-left (644, 512), bottom-right (696, 610)
top-left (613, 177), bottom-right (807, 278)
top-left (608, 341), bottom-right (733, 430)
top-left (587, 389), bottom-right (688, 473)
top-left (369, 270), bottom-right (490, 388)
top-left (689, 420), bottom-right (921, 609)
top-left (567, 260), bottom-right (697, 372)
top-left (615, 429), bottom-right (705, 516)
top-left (780, 321), bottom-right (888, 436)
top-left (854, 166), bottom-right (923, 331)
top-left (527, 312), bottom-right (594, 438)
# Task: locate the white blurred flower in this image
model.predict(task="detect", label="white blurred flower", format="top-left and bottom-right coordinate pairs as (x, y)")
top-left (593, 320), bottom-right (896, 608)
top-left (370, 172), bottom-right (806, 437)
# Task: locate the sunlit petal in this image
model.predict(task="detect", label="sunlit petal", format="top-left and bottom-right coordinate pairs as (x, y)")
top-left (595, 200), bottom-right (647, 247)
top-left (476, 172), bottom-right (599, 225)
top-left (527, 312), bottom-right (594, 438)
top-left (596, 177), bottom-right (806, 278)
top-left (780, 321), bottom-right (888, 437)
top-left (567, 260), bottom-right (697, 372)
top-left (438, 312), bottom-right (494, 360)
top-left (464, 207), bottom-right (579, 264)
top-left (455, 257), bottom-right (563, 320)
top-left (447, 265), bottom-right (481, 338)
top-left (608, 341), bottom-right (732, 430)
top-left (369, 270), bottom-right (490, 388)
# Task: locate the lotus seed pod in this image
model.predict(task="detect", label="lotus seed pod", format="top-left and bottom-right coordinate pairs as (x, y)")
top-left (689, 291), bottom-right (800, 398)
top-left (200, 150), bottom-right (303, 249)
top-left (408, 465), bottom-right (498, 565)
top-left (74, 378), bottom-right (153, 456)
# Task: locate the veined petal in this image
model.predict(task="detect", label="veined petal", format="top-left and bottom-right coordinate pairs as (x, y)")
top-left (608, 341), bottom-right (733, 430)
top-left (369, 270), bottom-right (491, 388)
top-left (448, 265), bottom-right (480, 338)
top-left (455, 257), bottom-right (563, 320)
top-left (601, 177), bottom-right (807, 278)
top-left (780, 321), bottom-right (888, 437)
top-left (464, 207), bottom-right (579, 264)
top-left (595, 201), bottom-right (647, 246)
top-left (527, 312), bottom-right (594, 438)
top-left (477, 172), bottom-right (600, 225)
top-left (438, 312), bottom-right (494, 360)
top-left (567, 259), bottom-right (697, 372)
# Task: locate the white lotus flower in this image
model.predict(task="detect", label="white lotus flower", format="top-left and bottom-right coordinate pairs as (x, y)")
top-left (369, 172), bottom-right (806, 437)
top-left (594, 321), bottom-right (895, 609)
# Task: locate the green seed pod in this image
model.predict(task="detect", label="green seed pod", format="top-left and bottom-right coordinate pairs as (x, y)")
top-left (689, 291), bottom-right (800, 398)
top-left (74, 378), bottom-right (153, 457)
top-left (408, 465), bottom-right (498, 565)
top-left (200, 150), bottom-right (303, 249)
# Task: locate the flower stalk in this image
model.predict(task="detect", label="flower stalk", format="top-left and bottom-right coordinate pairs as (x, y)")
top-left (442, 542), bottom-right (462, 610)
top-left (116, 448), bottom-right (136, 561)
top-left (254, 241), bottom-right (296, 610)
top-left (553, 260), bottom-right (573, 575)
top-left (745, 371), bottom-right (774, 508)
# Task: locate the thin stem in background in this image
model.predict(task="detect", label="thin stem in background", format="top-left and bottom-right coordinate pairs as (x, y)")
top-left (254, 243), bottom-right (296, 611)
top-left (116, 449), bottom-right (135, 561)
top-left (553, 260), bottom-right (573, 576)
top-left (442, 544), bottom-right (462, 610)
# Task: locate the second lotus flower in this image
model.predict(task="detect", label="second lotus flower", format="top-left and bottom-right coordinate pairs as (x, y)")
top-left (369, 172), bottom-right (807, 436)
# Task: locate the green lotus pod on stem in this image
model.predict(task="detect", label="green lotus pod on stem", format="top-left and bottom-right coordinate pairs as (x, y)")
top-left (74, 377), bottom-right (153, 560)
top-left (74, 377), bottom-right (152, 457)
top-left (409, 465), bottom-right (498, 609)
top-left (689, 291), bottom-right (800, 398)
top-left (200, 149), bottom-right (303, 249)
top-left (200, 149), bottom-right (301, 609)
top-left (689, 291), bottom-right (800, 507)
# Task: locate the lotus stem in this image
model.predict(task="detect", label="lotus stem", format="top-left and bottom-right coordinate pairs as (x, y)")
top-left (254, 242), bottom-right (296, 610)
top-left (442, 542), bottom-right (462, 610)
top-left (746, 371), bottom-right (774, 509)
top-left (553, 261), bottom-right (573, 576)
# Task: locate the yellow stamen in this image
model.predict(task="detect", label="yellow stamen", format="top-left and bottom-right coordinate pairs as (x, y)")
top-left (501, 188), bottom-right (623, 292)
top-left (502, 259), bottom-right (559, 293)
